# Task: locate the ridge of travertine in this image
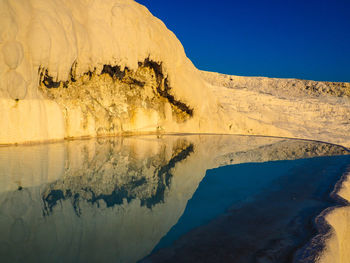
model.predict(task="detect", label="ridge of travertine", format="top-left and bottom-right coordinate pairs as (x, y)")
top-left (200, 71), bottom-right (350, 148)
top-left (200, 71), bottom-right (350, 99)
top-left (294, 167), bottom-right (350, 263)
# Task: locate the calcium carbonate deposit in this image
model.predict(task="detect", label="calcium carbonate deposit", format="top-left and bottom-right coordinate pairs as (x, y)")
top-left (0, 0), bottom-right (219, 144)
top-left (1, 0), bottom-right (349, 147)
top-left (1, 0), bottom-right (350, 262)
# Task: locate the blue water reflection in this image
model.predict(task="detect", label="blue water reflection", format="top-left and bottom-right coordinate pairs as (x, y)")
top-left (0, 135), bottom-right (348, 263)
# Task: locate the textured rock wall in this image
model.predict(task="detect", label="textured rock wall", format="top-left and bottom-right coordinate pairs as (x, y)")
top-left (38, 61), bottom-right (194, 138)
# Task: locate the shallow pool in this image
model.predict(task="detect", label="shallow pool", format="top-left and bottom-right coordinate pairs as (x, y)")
top-left (0, 135), bottom-right (349, 263)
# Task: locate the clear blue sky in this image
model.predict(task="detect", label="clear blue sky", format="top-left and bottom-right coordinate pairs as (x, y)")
top-left (136, 0), bottom-right (350, 82)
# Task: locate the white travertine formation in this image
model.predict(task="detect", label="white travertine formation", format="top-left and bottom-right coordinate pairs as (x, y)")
top-left (0, 0), bottom-right (349, 259)
top-left (0, 0), bottom-right (217, 144)
top-left (2, 41), bottom-right (23, 69)
top-left (201, 71), bottom-right (350, 148)
top-left (0, 0), bottom-right (349, 261)
top-left (1, 0), bottom-right (349, 148)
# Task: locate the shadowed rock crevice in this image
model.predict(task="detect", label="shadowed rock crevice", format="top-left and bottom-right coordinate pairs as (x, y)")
top-left (142, 59), bottom-right (194, 117)
top-left (39, 68), bottom-right (61, 89)
top-left (101, 64), bottom-right (126, 81)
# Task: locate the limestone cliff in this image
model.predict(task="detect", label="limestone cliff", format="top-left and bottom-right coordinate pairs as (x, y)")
top-left (0, 0), bottom-right (217, 144)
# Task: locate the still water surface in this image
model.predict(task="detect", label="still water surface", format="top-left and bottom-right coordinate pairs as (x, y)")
top-left (0, 135), bottom-right (349, 263)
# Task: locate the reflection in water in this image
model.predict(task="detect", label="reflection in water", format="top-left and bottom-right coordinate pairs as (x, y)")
top-left (42, 141), bottom-right (194, 216)
top-left (0, 135), bottom-right (348, 263)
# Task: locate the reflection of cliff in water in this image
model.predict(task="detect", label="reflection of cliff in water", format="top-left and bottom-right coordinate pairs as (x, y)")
top-left (0, 136), bottom-right (204, 263)
top-left (0, 135), bottom-right (348, 263)
top-left (42, 139), bottom-right (194, 216)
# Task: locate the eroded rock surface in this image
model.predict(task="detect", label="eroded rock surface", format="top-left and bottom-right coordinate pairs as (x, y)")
top-left (38, 60), bottom-right (193, 137)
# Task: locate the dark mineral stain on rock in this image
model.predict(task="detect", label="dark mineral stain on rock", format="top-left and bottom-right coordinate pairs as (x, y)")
top-left (39, 59), bottom-right (194, 119)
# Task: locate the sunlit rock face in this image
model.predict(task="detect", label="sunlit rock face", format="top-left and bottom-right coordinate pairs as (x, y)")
top-left (0, 0), bottom-right (216, 144)
top-left (0, 135), bottom-right (348, 263)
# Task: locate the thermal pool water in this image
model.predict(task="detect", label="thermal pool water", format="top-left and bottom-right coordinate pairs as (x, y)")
top-left (0, 135), bottom-right (349, 263)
